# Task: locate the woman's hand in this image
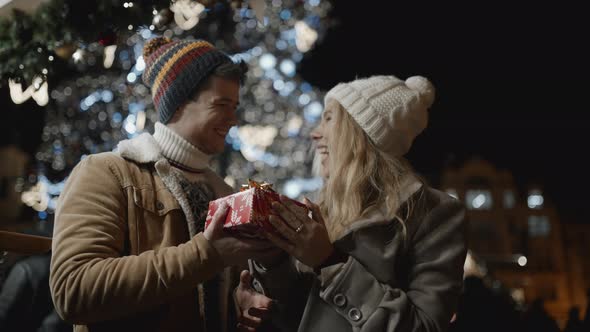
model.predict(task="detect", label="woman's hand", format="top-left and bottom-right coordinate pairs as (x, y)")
top-left (264, 197), bottom-right (334, 268)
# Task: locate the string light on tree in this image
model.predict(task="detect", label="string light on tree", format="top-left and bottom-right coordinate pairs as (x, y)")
top-left (295, 20), bottom-right (318, 52)
top-left (103, 45), bottom-right (118, 68)
top-left (170, 0), bottom-right (206, 30)
top-left (152, 8), bottom-right (174, 29)
top-left (8, 77), bottom-right (49, 106)
top-left (72, 49), bottom-right (85, 63)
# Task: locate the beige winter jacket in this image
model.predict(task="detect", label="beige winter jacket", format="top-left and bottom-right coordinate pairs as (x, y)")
top-left (50, 133), bottom-right (235, 332)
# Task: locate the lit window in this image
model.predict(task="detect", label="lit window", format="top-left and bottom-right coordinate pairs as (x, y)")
top-left (446, 189), bottom-right (458, 200)
top-left (528, 215), bottom-right (550, 237)
top-left (527, 189), bottom-right (544, 209)
top-left (466, 190), bottom-right (493, 210)
top-left (504, 190), bottom-right (515, 208)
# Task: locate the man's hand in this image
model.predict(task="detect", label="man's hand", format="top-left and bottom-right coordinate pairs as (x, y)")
top-left (203, 203), bottom-right (282, 267)
top-left (234, 270), bottom-right (275, 331)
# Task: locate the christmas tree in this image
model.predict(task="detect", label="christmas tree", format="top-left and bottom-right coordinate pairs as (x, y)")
top-left (0, 0), bottom-right (332, 220)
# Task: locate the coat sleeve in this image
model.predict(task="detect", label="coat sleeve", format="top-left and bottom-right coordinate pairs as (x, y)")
top-left (49, 154), bottom-right (224, 324)
top-left (319, 199), bottom-right (467, 332)
top-left (249, 257), bottom-right (315, 331)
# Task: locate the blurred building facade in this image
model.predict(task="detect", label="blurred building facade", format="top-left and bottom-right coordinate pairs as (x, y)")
top-left (563, 224), bottom-right (590, 315)
top-left (441, 158), bottom-right (589, 327)
top-left (0, 145), bottom-right (29, 221)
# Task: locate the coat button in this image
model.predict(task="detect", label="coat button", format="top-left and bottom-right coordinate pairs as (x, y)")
top-left (156, 201), bottom-right (165, 210)
top-left (333, 294), bottom-right (347, 307)
top-left (348, 308), bottom-right (362, 321)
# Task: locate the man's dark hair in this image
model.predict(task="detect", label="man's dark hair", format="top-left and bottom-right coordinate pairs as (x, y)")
top-left (188, 60), bottom-right (248, 101)
top-left (212, 60), bottom-right (248, 84)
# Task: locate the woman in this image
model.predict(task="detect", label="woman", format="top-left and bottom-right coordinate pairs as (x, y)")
top-left (236, 75), bottom-right (467, 332)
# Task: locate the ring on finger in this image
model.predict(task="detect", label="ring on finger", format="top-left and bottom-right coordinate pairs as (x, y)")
top-left (295, 224), bottom-right (304, 233)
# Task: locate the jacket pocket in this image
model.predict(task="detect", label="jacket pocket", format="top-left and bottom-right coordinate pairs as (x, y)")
top-left (132, 186), bottom-right (181, 216)
top-left (130, 186), bottom-right (185, 253)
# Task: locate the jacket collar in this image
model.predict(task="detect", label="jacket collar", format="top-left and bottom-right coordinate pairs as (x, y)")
top-left (330, 175), bottom-right (423, 241)
top-left (116, 132), bottom-right (162, 163)
top-left (115, 133), bottom-right (200, 237)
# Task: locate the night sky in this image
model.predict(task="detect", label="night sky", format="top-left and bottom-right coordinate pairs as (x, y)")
top-left (299, 1), bottom-right (590, 223)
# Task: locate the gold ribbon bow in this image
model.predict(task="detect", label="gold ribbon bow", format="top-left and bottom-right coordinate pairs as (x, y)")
top-left (240, 179), bottom-right (274, 192)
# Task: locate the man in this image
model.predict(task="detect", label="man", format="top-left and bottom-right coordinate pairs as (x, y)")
top-left (50, 37), bottom-right (277, 332)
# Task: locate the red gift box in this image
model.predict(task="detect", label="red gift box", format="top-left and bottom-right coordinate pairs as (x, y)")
top-left (205, 180), bottom-right (309, 238)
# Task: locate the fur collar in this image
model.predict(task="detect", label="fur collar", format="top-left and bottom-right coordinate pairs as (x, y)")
top-left (116, 133), bottom-right (162, 163)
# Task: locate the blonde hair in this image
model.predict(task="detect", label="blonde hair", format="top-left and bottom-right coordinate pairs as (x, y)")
top-left (318, 101), bottom-right (418, 241)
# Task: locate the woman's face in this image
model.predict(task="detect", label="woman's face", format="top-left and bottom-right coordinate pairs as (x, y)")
top-left (311, 102), bottom-right (338, 179)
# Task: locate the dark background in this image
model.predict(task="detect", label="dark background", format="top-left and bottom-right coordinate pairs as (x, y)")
top-left (299, 0), bottom-right (590, 223)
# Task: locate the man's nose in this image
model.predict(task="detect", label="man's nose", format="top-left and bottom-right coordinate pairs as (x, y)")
top-left (228, 110), bottom-right (238, 127)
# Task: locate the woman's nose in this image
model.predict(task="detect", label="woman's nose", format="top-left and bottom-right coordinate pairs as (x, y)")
top-left (310, 127), bottom-right (322, 140)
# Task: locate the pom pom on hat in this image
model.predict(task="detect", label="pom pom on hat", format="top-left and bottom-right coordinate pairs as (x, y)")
top-left (143, 37), bottom-right (172, 59)
top-left (405, 76), bottom-right (435, 108)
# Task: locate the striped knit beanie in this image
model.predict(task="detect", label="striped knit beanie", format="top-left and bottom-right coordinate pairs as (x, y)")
top-left (142, 37), bottom-right (233, 124)
top-left (325, 75), bottom-right (435, 156)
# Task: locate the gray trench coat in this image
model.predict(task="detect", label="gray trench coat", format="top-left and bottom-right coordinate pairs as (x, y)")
top-left (252, 185), bottom-right (467, 332)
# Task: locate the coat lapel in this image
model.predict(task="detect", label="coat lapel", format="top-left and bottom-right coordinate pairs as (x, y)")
top-left (154, 160), bottom-right (199, 237)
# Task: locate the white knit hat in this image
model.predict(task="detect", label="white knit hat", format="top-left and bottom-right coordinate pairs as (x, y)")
top-left (324, 75), bottom-right (435, 156)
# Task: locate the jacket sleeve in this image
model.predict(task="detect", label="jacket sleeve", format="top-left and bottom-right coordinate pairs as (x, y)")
top-left (249, 257), bottom-right (315, 331)
top-left (319, 199), bottom-right (467, 332)
top-left (49, 154), bottom-right (224, 324)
